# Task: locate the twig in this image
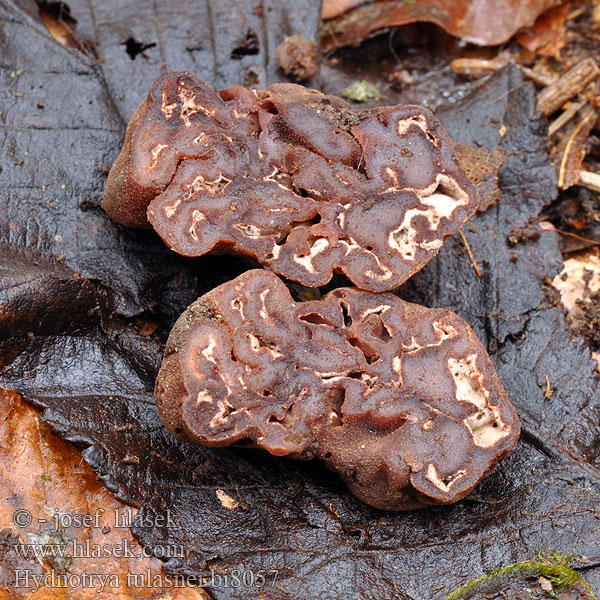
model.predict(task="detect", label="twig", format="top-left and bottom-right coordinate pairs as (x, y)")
top-left (451, 58), bottom-right (506, 79)
top-left (552, 227), bottom-right (600, 247)
top-left (536, 58), bottom-right (600, 116)
top-left (558, 106), bottom-right (599, 189)
top-left (578, 170), bottom-right (600, 193)
top-left (542, 375), bottom-right (554, 399)
top-left (450, 58), bottom-right (555, 86)
top-left (459, 230), bottom-right (481, 277)
top-left (519, 66), bottom-right (556, 87)
top-left (548, 99), bottom-right (587, 135)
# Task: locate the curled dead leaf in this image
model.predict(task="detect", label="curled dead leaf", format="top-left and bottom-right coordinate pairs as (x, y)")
top-left (321, 0), bottom-right (563, 52)
top-left (516, 2), bottom-right (573, 59)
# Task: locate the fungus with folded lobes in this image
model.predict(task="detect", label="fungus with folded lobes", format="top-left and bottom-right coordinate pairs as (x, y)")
top-left (102, 70), bottom-right (477, 292)
top-left (155, 270), bottom-right (520, 510)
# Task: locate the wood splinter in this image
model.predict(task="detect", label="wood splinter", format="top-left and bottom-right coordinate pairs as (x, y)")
top-left (558, 106), bottom-right (599, 189)
top-left (536, 58), bottom-right (600, 116)
top-left (578, 170), bottom-right (600, 194)
top-left (548, 99), bottom-right (587, 136)
top-left (459, 230), bottom-right (482, 277)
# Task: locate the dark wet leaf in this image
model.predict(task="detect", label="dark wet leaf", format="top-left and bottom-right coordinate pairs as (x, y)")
top-left (0, 0), bottom-right (320, 318)
top-left (1, 1), bottom-right (600, 598)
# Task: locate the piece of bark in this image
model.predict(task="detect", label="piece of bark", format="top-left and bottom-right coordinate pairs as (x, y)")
top-left (536, 58), bottom-right (600, 116)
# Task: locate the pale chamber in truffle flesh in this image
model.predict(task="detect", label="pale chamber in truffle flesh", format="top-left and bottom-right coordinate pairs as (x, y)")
top-left (103, 71), bottom-right (477, 292)
top-left (156, 270), bottom-right (520, 510)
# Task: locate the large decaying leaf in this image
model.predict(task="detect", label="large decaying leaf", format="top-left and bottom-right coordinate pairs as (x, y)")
top-left (321, 0), bottom-right (562, 52)
top-left (1, 1), bottom-right (600, 599)
top-left (0, 0), bottom-right (320, 319)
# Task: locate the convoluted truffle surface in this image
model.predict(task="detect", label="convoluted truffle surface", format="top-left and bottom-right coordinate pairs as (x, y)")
top-left (103, 71), bottom-right (477, 292)
top-left (156, 270), bottom-right (520, 510)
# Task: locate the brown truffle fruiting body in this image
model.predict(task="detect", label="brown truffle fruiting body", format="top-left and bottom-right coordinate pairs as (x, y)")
top-left (276, 35), bottom-right (319, 81)
top-left (103, 71), bottom-right (477, 292)
top-left (155, 270), bottom-right (520, 510)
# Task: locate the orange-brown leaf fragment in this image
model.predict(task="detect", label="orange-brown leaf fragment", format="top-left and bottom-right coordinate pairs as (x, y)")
top-left (321, 0), bottom-right (563, 52)
top-left (516, 2), bottom-right (573, 59)
top-left (454, 142), bottom-right (507, 212)
top-left (0, 388), bottom-right (207, 599)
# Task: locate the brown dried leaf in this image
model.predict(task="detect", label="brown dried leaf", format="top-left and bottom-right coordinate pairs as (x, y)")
top-left (454, 142), bottom-right (506, 211)
top-left (552, 250), bottom-right (600, 314)
top-left (0, 388), bottom-right (207, 599)
top-left (321, 0), bottom-right (562, 52)
top-left (516, 1), bottom-right (573, 59)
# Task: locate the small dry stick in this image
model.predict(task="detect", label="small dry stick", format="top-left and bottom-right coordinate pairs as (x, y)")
top-left (451, 58), bottom-right (555, 86)
top-left (520, 66), bottom-right (557, 87)
top-left (451, 58), bottom-right (506, 79)
top-left (548, 99), bottom-right (587, 135)
top-left (536, 58), bottom-right (600, 116)
top-left (558, 106), bottom-right (599, 189)
top-left (551, 226), bottom-right (600, 247)
top-left (578, 170), bottom-right (600, 193)
top-left (459, 230), bottom-right (482, 277)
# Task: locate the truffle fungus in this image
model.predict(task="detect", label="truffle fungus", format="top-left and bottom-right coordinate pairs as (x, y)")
top-left (103, 71), bottom-right (477, 292)
top-left (276, 35), bottom-right (319, 81)
top-left (155, 270), bottom-right (520, 510)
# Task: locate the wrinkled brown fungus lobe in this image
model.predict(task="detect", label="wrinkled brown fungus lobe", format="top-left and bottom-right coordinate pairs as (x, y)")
top-left (103, 70), bottom-right (477, 292)
top-left (156, 270), bottom-right (520, 510)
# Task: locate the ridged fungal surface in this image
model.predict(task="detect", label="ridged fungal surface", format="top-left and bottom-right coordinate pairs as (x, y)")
top-left (103, 71), bottom-right (477, 292)
top-left (155, 270), bottom-right (520, 510)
